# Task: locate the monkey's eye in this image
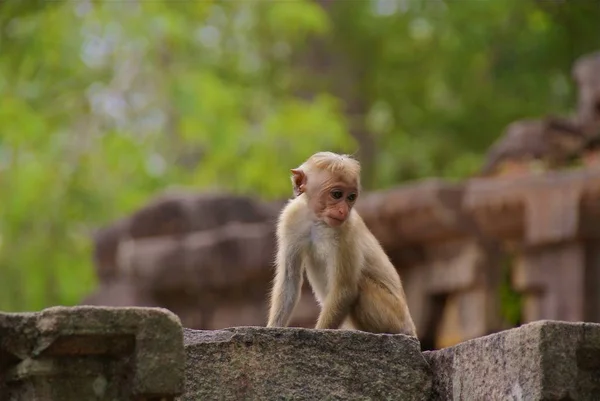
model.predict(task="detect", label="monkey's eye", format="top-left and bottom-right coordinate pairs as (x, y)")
top-left (347, 193), bottom-right (357, 202)
top-left (331, 190), bottom-right (343, 200)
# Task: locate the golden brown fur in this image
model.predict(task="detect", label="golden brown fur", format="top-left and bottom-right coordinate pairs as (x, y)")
top-left (267, 152), bottom-right (416, 336)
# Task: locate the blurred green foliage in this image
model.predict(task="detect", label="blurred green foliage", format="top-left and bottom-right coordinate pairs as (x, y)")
top-left (0, 0), bottom-right (599, 312)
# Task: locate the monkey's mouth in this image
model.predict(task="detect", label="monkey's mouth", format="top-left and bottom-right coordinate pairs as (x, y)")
top-left (326, 216), bottom-right (346, 227)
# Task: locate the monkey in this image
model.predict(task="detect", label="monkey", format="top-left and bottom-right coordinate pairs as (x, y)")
top-left (266, 151), bottom-right (417, 336)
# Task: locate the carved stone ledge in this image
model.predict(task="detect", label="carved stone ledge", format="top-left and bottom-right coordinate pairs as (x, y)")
top-left (0, 306), bottom-right (184, 401)
top-left (464, 169), bottom-right (600, 244)
top-left (357, 179), bottom-right (466, 247)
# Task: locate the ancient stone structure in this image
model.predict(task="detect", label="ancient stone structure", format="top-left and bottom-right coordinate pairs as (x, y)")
top-left (2, 306), bottom-right (600, 400)
top-left (479, 116), bottom-right (587, 176)
top-left (83, 50), bottom-right (600, 350)
top-left (84, 167), bottom-right (600, 350)
top-left (573, 51), bottom-right (600, 138)
top-left (480, 50), bottom-right (600, 176)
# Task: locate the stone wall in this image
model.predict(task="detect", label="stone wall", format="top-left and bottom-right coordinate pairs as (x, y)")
top-left (2, 306), bottom-right (600, 400)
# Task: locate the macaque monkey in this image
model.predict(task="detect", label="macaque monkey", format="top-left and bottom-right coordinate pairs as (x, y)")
top-left (267, 151), bottom-right (416, 336)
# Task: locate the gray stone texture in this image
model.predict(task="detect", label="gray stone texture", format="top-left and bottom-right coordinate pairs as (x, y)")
top-left (0, 305), bottom-right (184, 401)
top-left (5, 306), bottom-right (600, 400)
top-left (424, 320), bottom-right (600, 400)
top-left (181, 326), bottom-right (432, 400)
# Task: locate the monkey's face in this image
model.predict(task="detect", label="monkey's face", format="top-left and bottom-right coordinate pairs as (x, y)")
top-left (309, 175), bottom-right (358, 228)
top-left (323, 187), bottom-right (357, 227)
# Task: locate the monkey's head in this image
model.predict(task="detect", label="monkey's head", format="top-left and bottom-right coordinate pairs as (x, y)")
top-left (291, 152), bottom-right (361, 228)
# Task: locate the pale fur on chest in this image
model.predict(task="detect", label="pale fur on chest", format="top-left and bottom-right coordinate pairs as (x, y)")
top-left (303, 224), bottom-right (340, 305)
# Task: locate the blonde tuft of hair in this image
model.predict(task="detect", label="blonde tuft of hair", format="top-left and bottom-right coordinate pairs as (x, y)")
top-left (301, 151), bottom-right (361, 184)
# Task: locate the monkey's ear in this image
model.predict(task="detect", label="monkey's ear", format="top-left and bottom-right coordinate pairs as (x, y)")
top-left (290, 168), bottom-right (307, 197)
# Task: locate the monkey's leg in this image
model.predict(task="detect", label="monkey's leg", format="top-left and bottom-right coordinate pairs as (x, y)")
top-left (350, 278), bottom-right (416, 336)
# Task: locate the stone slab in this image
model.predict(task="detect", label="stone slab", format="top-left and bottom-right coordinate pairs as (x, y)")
top-left (424, 320), bottom-right (600, 400)
top-left (0, 306), bottom-right (184, 401)
top-left (181, 326), bottom-right (431, 400)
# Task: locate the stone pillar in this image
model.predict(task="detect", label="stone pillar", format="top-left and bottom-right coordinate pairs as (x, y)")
top-left (512, 174), bottom-right (587, 323)
top-left (0, 306), bottom-right (184, 401)
top-left (514, 242), bottom-right (585, 322)
top-left (425, 240), bottom-right (503, 349)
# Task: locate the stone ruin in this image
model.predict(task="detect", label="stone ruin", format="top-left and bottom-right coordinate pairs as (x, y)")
top-left (6, 51), bottom-right (599, 399)
top-left (573, 51), bottom-right (600, 138)
top-left (1, 306), bottom-right (600, 400)
top-left (481, 51), bottom-right (600, 177)
top-left (84, 169), bottom-right (600, 352)
top-left (83, 51), bottom-right (600, 352)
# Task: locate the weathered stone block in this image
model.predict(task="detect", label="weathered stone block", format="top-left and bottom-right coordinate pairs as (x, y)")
top-left (424, 320), bottom-right (600, 400)
top-left (0, 306), bottom-right (184, 401)
top-left (181, 327), bottom-right (431, 400)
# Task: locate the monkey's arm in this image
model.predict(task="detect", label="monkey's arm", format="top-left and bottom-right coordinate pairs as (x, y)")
top-left (267, 242), bottom-right (304, 327)
top-left (315, 242), bottom-right (361, 330)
